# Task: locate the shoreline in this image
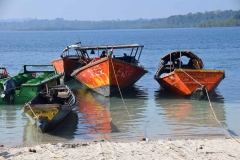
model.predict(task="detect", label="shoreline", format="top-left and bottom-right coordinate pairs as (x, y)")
top-left (1, 138), bottom-right (240, 159)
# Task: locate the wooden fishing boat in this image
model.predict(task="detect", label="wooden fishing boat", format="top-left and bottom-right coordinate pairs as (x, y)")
top-left (70, 43), bottom-right (148, 97)
top-left (52, 42), bottom-right (85, 82)
top-left (22, 85), bottom-right (77, 133)
top-left (154, 50), bottom-right (225, 100)
top-left (0, 65), bottom-right (62, 104)
top-left (0, 67), bottom-right (10, 79)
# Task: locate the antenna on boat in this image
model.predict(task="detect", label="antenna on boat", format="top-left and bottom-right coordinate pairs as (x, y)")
top-left (74, 41), bottom-right (81, 46)
top-left (76, 36), bottom-right (82, 46)
top-left (180, 50), bottom-right (182, 68)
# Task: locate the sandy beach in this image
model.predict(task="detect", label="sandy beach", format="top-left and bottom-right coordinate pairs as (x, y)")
top-left (1, 138), bottom-right (240, 160)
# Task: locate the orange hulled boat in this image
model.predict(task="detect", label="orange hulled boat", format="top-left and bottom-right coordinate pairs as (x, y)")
top-left (71, 44), bottom-right (148, 97)
top-left (154, 50), bottom-right (225, 100)
top-left (52, 42), bottom-right (86, 81)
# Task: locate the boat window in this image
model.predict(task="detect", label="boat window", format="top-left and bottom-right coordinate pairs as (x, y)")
top-left (81, 50), bottom-right (89, 59)
top-left (61, 48), bottom-right (80, 58)
top-left (130, 48), bottom-right (134, 56)
top-left (137, 47), bottom-right (143, 61)
top-left (180, 56), bottom-right (189, 65)
top-left (68, 49), bottom-right (78, 56)
top-left (18, 65), bottom-right (55, 74)
top-left (75, 50), bottom-right (81, 56)
top-left (134, 47), bottom-right (138, 57)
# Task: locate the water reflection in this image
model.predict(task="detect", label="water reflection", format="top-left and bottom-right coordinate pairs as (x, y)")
top-left (114, 84), bottom-right (148, 99)
top-left (20, 82), bottom-right (149, 145)
top-left (76, 84), bottom-right (149, 141)
top-left (22, 112), bottom-right (78, 145)
top-left (76, 88), bottom-right (112, 136)
top-left (155, 86), bottom-right (225, 102)
top-left (153, 87), bottom-right (227, 139)
top-left (0, 105), bottom-right (26, 146)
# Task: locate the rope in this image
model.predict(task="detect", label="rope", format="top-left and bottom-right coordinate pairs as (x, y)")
top-left (27, 104), bottom-right (43, 135)
top-left (27, 103), bottom-right (37, 118)
top-left (109, 56), bottom-right (146, 139)
top-left (205, 89), bottom-right (240, 145)
top-left (179, 69), bottom-right (202, 87)
top-left (180, 69), bottom-right (240, 145)
top-left (28, 104), bottom-right (61, 157)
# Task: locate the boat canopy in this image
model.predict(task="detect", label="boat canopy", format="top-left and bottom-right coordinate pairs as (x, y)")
top-left (161, 50), bottom-right (201, 62)
top-left (62, 43), bottom-right (144, 52)
top-left (61, 42), bottom-right (144, 61)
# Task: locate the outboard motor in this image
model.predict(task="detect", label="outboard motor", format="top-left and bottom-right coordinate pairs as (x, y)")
top-left (1, 79), bottom-right (15, 104)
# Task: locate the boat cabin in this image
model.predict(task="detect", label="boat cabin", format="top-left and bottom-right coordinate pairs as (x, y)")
top-left (155, 50), bottom-right (204, 77)
top-left (61, 43), bottom-right (145, 67)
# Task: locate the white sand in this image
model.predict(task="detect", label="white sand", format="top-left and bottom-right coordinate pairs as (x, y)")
top-left (1, 138), bottom-right (240, 160)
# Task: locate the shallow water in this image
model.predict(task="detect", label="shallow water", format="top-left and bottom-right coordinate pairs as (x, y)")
top-left (0, 27), bottom-right (240, 145)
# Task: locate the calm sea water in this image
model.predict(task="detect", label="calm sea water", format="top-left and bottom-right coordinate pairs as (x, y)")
top-left (0, 27), bottom-right (240, 146)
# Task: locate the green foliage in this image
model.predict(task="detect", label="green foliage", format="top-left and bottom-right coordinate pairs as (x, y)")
top-left (233, 14), bottom-right (240, 19)
top-left (0, 10), bottom-right (240, 30)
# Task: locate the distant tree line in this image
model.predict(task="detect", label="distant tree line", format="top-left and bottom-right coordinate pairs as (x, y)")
top-left (0, 10), bottom-right (240, 31)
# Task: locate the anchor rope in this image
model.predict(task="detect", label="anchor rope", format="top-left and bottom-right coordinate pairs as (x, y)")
top-left (179, 69), bottom-right (203, 87)
top-left (110, 55), bottom-right (145, 139)
top-left (27, 103), bottom-right (37, 118)
top-left (180, 69), bottom-right (240, 145)
top-left (27, 102), bottom-right (63, 157)
top-left (26, 104), bottom-right (43, 137)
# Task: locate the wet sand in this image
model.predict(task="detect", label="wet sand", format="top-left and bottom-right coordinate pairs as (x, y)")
top-left (1, 138), bottom-right (240, 160)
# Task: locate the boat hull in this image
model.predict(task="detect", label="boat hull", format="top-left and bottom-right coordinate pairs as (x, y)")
top-left (0, 65), bottom-right (62, 104)
top-left (155, 69), bottom-right (225, 96)
top-left (23, 85), bottom-right (77, 133)
top-left (24, 105), bottom-right (72, 133)
top-left (72, 57), bottom-right (148, 96)
top-left (38, 109), bottom-right (72, 133)
top-left (52, 57), bottom-right (81, 81)
top-left (0, 79), bottom-right (59, 104)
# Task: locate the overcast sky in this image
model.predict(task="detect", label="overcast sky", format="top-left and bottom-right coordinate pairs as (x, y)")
top-left (0, 0), bottom-right (239, 21)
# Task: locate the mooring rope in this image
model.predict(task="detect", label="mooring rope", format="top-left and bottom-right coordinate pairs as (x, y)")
top-left (180, 69), bottom-right (240, 145)
top-left (27, 104), bottom-right (43, 135)
top-left (28, 104), bottom-right (62, 157)
top-left (109, 56), bottom-right (146, 139)
top-left (179, 69), bottom-right (203, 87)
top-left (27, 103), bottom-right (37, 118)
top-left (205, 89), bottom-right (240, 145)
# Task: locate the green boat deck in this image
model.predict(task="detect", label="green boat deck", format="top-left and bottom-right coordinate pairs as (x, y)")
top-left (0, 65), bottom-right (63, 104)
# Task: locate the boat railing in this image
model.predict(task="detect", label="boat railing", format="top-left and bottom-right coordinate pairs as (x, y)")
top-left (67, 96), bottom-right (74, 105)
top-left (23, 72), bottom-right (62, 86)
top-left (154, 60), bottom-right (166, 78)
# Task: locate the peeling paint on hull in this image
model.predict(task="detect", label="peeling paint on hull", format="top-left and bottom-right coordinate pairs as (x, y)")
top-left (155, 69), bottom-right (225, 96)
top-left (72, 57), bottom-right (147, 97)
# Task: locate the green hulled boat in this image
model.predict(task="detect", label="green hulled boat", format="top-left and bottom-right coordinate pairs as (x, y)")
top-left (0, 65), bottom-right (63, 104)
